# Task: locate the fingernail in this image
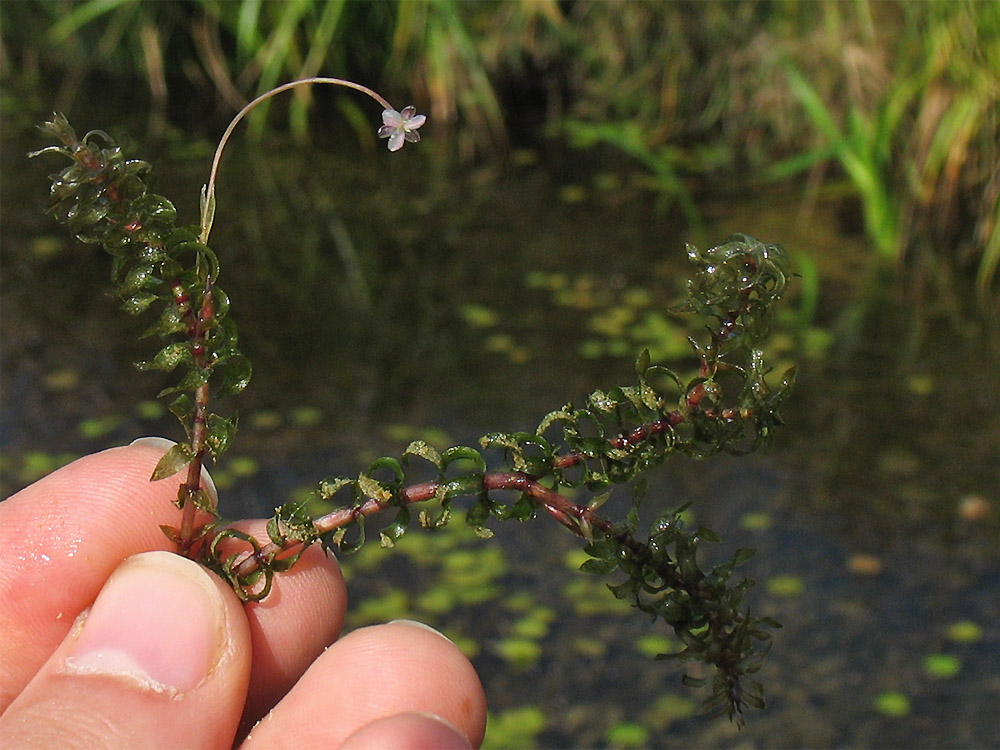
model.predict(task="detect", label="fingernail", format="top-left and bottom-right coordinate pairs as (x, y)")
top-left (129, 436), bottom-right (178, 451)
top-left (129, 436), bottom-right (218, 505)
top-left (388, 619), bottom-right (454, 642)
top-left (64, 551), bottom-right (227, 694)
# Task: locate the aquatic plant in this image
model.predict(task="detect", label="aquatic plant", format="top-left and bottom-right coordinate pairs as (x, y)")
top-left (30, 77), bottom-right (794, 725)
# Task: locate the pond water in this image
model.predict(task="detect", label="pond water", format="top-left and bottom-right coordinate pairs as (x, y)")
top-left (2, 114), bottom-right (998, 748)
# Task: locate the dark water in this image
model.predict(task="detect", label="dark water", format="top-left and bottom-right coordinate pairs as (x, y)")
top-left (3, 116), bottom-right (999, 748)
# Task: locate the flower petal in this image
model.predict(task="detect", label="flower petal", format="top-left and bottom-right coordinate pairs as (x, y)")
top-left (382, 108), bottom-right (403, 127)
top-left (388, 131), bottom-right (404, 151)
top-left (404, 113), bottom-right (426, 131)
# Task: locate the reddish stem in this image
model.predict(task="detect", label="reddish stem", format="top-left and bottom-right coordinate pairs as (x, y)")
top-left (177, 281), bottom-right (216, 554)
top-left (223, 263), bottom-right (764, 583)
top-left (224, 409), bottom-right (702, 581)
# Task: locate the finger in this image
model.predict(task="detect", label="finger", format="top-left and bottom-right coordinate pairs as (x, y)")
top-left (0, 551), bottom-right (251, 749)
top-left (242, 621), bottom-right (487, 749)
top-left (0, 439), bottom-right (216, 711)
top-left (219, 520), bottom-right (346, 736)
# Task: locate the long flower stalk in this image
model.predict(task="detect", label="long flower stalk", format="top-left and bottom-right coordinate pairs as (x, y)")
top-left (199, 76), bottom-right (421, 245)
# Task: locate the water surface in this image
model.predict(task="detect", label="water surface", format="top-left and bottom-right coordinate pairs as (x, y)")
top-left (2, 117), bottom-right (998, 748)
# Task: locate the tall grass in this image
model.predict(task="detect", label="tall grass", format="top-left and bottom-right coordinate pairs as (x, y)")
top-left (766, 1), bottom-right (1000, 299)
top-left (555, 0), bottom-right (1000, 300)
top-left (2, 0), bottom-right (997, 296)
top-left (1, 0), bottom-right (561, 154)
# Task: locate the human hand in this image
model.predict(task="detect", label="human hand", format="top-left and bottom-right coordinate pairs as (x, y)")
top-left (0, 439), bottom-right (487, 748)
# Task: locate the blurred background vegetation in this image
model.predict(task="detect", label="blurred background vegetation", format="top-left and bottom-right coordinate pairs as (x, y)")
top-left (2, 0), bottom-right (998, 303)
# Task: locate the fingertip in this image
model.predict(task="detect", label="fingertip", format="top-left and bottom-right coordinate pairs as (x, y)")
top-left (242, 620), bottom-right (487, 749)
top-left (218, 520), bottom-right (346, 734)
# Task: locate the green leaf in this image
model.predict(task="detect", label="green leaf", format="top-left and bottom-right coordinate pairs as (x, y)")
top-left (682, 674), bottom-right (708, 690)
top-left (190, 488), bottom-right (217, 514)
top-left (315, 476), bottom-right (353, 501)
top-left (168, 394), bottom-right (194, 428)
top-left (160, 366), bottom-right (211, 397)
top-left (732, 547), bottom-right (757, 566)
top-left (199, 184), bottom-right (216, 242)
top-left (159, 524), bottom-right (182, 544)
top-left (136, 342), bottom-right (191, 372)
top-left (367, 456), bottom-right (405, 486)
top-left (119, 263), bottom-right (156, 294)
top-left (206, 413), bottom-right (238, 459)
top-left (150, 442), bottom-right (194, 481)
top-left (121, 291), bottom-right (158, 316)
top-left (214, 353), bottom-right (252, 397)
top-left (580, 556), bottom-right (618, 575)
top-left (583, 538), bottom-right (616, 559)
top-left (381, 506), bottom-right (411, 545)
top-left (441, 445), bottom-right (487, 473)
top-left (696, 526), bottom-right (721, 544)
top-left (141, 304), bottom-right (185, 338)
top-left (635, 348), bottom-right (651, 377)
top-left (537, 406), bottom-right (572, 434)
top-left (357, 473), bottom-right (392, 503)
top-left (336, 517), bottom-right (367, 554)
top-left (403, 440), bottom-right (443, 468)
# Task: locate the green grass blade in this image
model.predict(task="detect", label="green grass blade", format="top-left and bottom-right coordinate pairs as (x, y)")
top-left (47, 0), bottom-right (135, 43)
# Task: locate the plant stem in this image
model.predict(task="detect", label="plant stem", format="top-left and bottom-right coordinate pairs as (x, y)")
top-left (199, 77), bottom-right (395, 245)
top-left (176, 280), bottom-right (216, 551)
top-left (221, 402), bottom-right (721, 583)
top-left (219, 292), bottom-right (763, 578)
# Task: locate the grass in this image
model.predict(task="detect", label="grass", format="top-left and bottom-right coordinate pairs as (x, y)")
top-left (3, 0), bottom-right (997, 296)
top-left (767, 1), bottom-right (1000, 297)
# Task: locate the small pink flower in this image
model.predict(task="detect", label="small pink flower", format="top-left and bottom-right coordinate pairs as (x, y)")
top-left (378, 106), bottom-right (426, 151)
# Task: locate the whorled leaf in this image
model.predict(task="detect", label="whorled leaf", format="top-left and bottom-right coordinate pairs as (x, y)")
top-left (150, 442), bottom-right (194, 482)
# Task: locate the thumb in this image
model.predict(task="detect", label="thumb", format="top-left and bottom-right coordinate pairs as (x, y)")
top-left (0, 551), bottom-right (251, 749)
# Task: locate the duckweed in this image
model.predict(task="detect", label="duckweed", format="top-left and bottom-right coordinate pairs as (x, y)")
top-left (644, 693), bottom-right (697, 730)
top-left (563, 576), bottom-right (633, 616)
top-left (739, 511), bottom-right (774, 531)
top-left (482, 706), bottom-right (546, 750)
top-left (874, 691), bottom-right (911, 717)
top-left (349, 587), bottom-right (410, 626)
top-left (248, 409), bottom-right (282, 431)
top-left (636, 634), bottom-right (679, 659)
top-left (946, 620), bottom-right (984, 644)
top-left (459, 303), bottom-right (500, 328)
top-left (605, 721), bottom-right (650, 748)
top-left (134, 399), bottom-right (165, 420)
top-left (76, 415), bottom-right (122, 439)
top-left (288, 405), bottom-right (323, 426)
top-left (923, 653), bottom-right (961, 679)
top-left (493, 636), bottom-right (542, 671)
top-left (765, 574), bottom-right (805, 597)
top-left (512, 607), bottom-right (555, 639)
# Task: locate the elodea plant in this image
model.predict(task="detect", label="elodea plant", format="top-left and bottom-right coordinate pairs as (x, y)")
top-left (31, 77), bottom-right (794, 725)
